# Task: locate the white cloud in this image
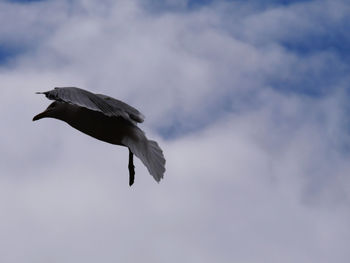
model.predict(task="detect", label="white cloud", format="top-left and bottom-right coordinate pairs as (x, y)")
top-left (0, 0), bottom-right (349, 262)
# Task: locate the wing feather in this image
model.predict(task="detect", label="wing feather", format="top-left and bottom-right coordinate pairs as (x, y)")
top-left (41, 87), bottom-right (144, 124)
top-left (95, 94), bottom-right (144, 123)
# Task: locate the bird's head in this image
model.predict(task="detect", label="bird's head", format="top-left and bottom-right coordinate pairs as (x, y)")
top-left (33, 101), bottom-right (66, 121)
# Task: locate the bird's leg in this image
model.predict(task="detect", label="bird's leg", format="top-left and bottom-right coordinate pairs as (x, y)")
top-left (128, 148), bottom-right (135, 186)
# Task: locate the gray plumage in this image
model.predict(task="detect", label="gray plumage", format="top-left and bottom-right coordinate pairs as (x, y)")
top-left (37, 87), bottom-right (145, 124)
top-left (33, 87), bottom-right (165, 185)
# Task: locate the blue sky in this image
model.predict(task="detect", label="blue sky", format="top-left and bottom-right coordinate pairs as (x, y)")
top-left (1, 0), bottom-right (349, 99)
top-left (0, 45), bottom-right (17, 64)
top-left (146, 0), bottom-right (350, 137)
top-left (6, 0), bottom-right (44, 2)
top-left (0, 0), bottom-right (350, 262)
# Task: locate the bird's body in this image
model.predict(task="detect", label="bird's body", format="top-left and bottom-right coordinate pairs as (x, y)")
top-left (33, 87), bottom-right (166, 185)
top-left (53, 102), bottom-right (133, 145)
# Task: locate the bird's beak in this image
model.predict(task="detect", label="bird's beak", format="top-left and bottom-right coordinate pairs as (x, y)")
top-left (32, 110), bottom-right (48, 121)
top-left (33, 92), bottom-right (50, 121)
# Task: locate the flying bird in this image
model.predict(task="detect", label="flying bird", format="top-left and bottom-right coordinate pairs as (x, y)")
top-left (33, 87), bottom-right (166, 186)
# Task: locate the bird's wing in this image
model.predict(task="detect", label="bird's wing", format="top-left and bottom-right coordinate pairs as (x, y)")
top-left (39, 87), bottom-right (144, 123)
top-left (122, 126), bottom-right (165, 182)
top-left (95, 94), bottom-right (144, 123)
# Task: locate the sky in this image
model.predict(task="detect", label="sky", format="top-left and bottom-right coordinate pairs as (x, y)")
top-left (0, 0), bottom-right (350, 262)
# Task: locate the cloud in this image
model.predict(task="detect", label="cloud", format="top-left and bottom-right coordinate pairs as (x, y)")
top-left (0, 0), bottom-right (349, 262)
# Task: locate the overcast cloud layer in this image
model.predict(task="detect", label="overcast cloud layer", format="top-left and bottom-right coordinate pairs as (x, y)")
top-left (0, 0), bottom-right (350, 262)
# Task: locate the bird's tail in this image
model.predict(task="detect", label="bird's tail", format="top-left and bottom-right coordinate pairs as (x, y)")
top-left (122, 127), bottom-right (166, 182)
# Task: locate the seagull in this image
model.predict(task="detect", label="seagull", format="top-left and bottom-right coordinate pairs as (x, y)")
top-left (33, 87), bottom-right (166, 186)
